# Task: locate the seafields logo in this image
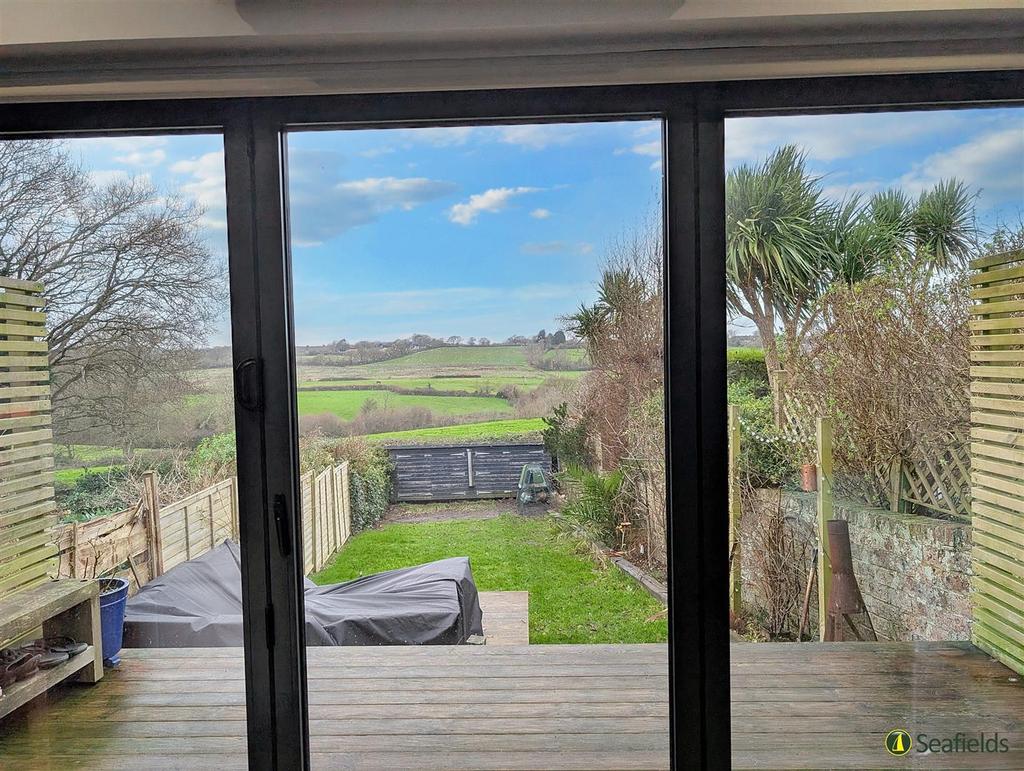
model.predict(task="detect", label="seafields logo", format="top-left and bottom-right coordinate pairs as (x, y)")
top-left (885, 729), bottom-right (1010, 756)
top-left (885, 729), bottom-right (912, 756)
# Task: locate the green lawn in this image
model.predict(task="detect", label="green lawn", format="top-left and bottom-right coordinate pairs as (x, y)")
top-left (364, 417), bottom-right (546, 443)
top-left (296, 389), bottom-right (512, 420)
top-left (313, 516), bottom-right (667, 644)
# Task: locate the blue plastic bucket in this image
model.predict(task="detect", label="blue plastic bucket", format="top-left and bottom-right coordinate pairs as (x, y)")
top-left (99, 577), bottom-right (130, 666)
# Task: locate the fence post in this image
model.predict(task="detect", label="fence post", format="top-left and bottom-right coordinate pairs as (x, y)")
top-left (816, 417), bottom-right (834, 642)
top-left (771, 370), bottom-right (785, 429)
top-left (887, 457), bottom-right (904, 513)
top-left (142, 470), bottom-right (164, 577)
top-left (207, 491), bottom-right (215, 550)
top-left (341, 462), bottom-right (351, 542)
top-left (230, 475), bottom-right (240, 539)
top-left (309, 473), bottom-right (319, 572)
top-left (728, 405), bottom-right (742, 613)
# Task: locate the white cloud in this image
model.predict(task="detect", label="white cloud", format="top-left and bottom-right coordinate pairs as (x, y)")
top-left (113, 148), bottom-right (166, 167)
top-left (170, 151), bottom-right (227, 230)
top-left (287, 150), bottom-right (457, 244)
top-left (87, 169), bottom-right (135, 188)
top-left (725, 112), bottom-right (967, 166)
top-left (499, 125), bottom-right (577, 150)
top-left (520, 241), bottom-right (593, 256)
top-left (447, 186), bottom-right (540, 226)
top-left (530, 208), bottom-right (552, 219)
top-left (897, 127), bottom-right (1024, 207)
top-left (631, 140), bottom-right (661, 157)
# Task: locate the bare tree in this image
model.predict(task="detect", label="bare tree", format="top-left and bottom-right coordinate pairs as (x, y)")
top-left (0, 140), bottom-right (224, 448)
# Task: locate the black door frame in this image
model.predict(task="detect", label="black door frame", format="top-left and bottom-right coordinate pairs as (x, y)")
top-left (0, 69), bottom-right (1019, 770)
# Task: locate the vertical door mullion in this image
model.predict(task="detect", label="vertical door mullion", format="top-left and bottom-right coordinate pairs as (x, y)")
top-left (663, 98), bottom-right (730, 768)
top-left (224, 103), bottom-right (310, 771)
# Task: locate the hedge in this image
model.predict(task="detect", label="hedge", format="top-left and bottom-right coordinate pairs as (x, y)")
top-left (727, 347), bottom-right (768, 385)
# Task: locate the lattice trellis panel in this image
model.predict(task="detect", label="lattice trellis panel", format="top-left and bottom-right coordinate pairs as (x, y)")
top-left (777, 375), bottom-right (970, 520)
top-left (969, 248), bottom-right (1024, 675)
top-left (900, 438), bottom-right (971, 520)
top-left (0, 276), bottom-right (57, 596)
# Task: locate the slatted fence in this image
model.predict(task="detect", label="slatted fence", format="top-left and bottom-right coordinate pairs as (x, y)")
top-left (155, 476), bottom-right (238, 573)
top-left (0, 277), bottom-right (57, 596)
top-left (53, 462), bottom-right (352, 589)
top-left (969, 248), bottom-right (1024, 675)
top-left (302, 463), bottom-right (351, 575)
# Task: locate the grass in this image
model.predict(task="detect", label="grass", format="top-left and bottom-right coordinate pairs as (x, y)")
top-left (364, 417), bottom-right (546, 443)
top-left (314, 515), bottom-right (667, 644)
top-left (57, 444), bottom-right (126, 465)
top-left (54, 465), bottom-right (122, 485)
top-left (296, 389), bottom-right (513, 420)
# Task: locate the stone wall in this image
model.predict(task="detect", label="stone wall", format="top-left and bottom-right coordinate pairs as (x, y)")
top-left (740, 490), bottom-right (972, 641)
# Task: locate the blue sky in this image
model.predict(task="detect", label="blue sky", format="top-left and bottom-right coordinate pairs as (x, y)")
top-left (68, 107), bottom-right (1022, 345)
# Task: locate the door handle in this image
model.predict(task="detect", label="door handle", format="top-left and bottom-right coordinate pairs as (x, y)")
top-left (273, 494), bottom-right (292, 557)
top-left (234, 357), bottom-right (263, 411)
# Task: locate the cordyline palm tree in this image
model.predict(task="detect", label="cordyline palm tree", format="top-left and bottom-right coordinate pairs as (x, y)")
top-left (726, 144), bottom-right (976, 395)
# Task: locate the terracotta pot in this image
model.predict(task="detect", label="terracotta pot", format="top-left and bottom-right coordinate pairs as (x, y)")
top-left (800, 463), bottom-right (818, 492)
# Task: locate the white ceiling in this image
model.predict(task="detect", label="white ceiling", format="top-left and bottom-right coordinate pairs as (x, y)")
top-left (0, 1), bottom-right (1020, 101)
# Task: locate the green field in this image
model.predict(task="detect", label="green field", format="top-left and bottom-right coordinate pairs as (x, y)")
top-left (365, 417), bottom-right (546, 443)
top-left (362, 345), bottom-right (528, 369)
top-left (314, 516), bottom-right (667, 644)
top-left (299, 373), bottom-right (582, 393)
top-left (297, 389), bottom-right (513, 420)
top-left (543, 347), bottom-right (589, 364)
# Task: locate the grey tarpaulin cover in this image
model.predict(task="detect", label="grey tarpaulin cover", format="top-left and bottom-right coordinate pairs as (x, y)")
top-left (123, 541), bottom-right (483, 647)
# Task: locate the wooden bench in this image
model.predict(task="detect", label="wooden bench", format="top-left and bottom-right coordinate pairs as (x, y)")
top-left (0, 579), bottom-right (103, 719)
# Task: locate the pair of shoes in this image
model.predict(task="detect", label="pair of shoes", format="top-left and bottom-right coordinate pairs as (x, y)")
top-left (0, 649), bottom-right (41, 688)
top-left (17, 636), bottom-right (89, 671)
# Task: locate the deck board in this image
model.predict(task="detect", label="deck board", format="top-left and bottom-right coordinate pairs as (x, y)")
top-left (0, 641), bottom-right (1021, 769)
top-left (478, 590), bottom-right (529, 645)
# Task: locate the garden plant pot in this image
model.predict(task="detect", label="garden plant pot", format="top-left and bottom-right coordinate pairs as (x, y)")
top-left (800, 463), bottom-right (818, 492)
top-left (99, 577), bottom-right (130, 667)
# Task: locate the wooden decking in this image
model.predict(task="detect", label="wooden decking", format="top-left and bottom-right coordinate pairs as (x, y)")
top-left (1, 641), bottom-right (1022, 769)
top-left (478, 590), bottom-right (529, 645)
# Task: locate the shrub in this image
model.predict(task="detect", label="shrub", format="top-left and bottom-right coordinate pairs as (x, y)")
top-left (727, 347), bottom-right (768, 387)
top-left (298, 412), bottom-right (347, 437)
top-left (729, 391), bottom-right (796, 488)
top-left (56, 469), bottom-right (133, 522)
top-left (188, 431), bottom-right (237, 479)
top-left (555, 465), bottom-right (624, 547)
top-left (542, 402), bottom-right (591, 470)
top-left (328, 438), bottom-right (394, 532)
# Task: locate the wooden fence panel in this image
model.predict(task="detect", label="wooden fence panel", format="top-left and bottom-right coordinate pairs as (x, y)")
top-left (970, 249), bottom-right (1024, 675)
top-left (0, 277), bottom-right (57, 596)
top-left (49, 463), bottom-right (354, 596)
top-left (157, 478), bottom-right (237, 573)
